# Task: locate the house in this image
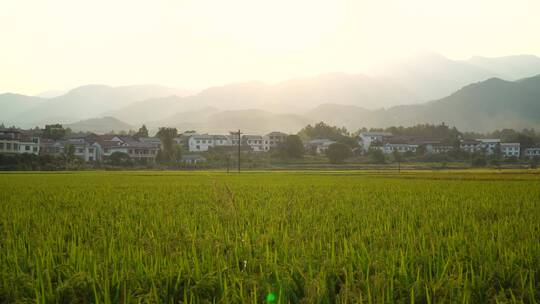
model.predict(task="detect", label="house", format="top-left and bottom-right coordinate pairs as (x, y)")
top-left (138, 137), bottom-right (162, 149)
top-left (380, 142), bottom-right (418, 154)
top-left (371, 136), bottom-right (419, 155)
top-left (460, 139), bottom-right (482, 153)
top-left (306, 139), bottom-right (336, 154)
top-left (525, 147), bottom-right (540, 158)
top-left (359, 132), bottom-right (393, 152)
top-left (424, 142), bottom-right (453, 154)
top-left (42, 136), bottom-right (100, 162)
top-left (460, 138), bottom-right (511, 156)
top-left (0, 129), bottom-right (41, 155)
top-left (96, 135), bottom-right (159, 162)
top-left (500, 143), bottom-right (520, 158)
top-left (263, 131), bottom-right (288, 151)
top-left (188, 134), bottom-right (230, 152)
top-left (0, 129), bottom-right (20, 154)
top-left (17, 133), bottom-right (40, 155)
top-left (477, 139), bottom-right (501, 155)
top-left (242, 135), bottom-right (265, 152)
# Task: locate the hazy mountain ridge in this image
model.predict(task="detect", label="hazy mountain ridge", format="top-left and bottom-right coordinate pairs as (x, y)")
top-left (1, 54), bottom-right (539, 133)
top-left (0, 93), bottom-right (45, 123)
top-left (467, 55), bottom-right (540, 80)
top-left (371, 53), bottom-right (540, 102)
top-left (310, 74), bottom-right (540, 132)
top-left (148, 108), bottom-right (312, 134)
top-left (6, 84), bottom-right (190, 126)
top-left (66, 116), bottom-right (134, 134)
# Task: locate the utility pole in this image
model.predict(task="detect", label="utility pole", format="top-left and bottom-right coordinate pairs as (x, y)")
top-left (237, 129), bottom-right (241, 173)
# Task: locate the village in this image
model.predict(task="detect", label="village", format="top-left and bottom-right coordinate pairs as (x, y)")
top-left (1, 124), bottom-right (540, 168)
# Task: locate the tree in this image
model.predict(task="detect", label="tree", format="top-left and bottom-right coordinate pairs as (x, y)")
top-left (156, 127), bottom-right (178, 162)
top-left (108, 152), bottom-right (132, 167)
top-left (60, 144), bottom-right (76, 169)
top-left (43, 124), bottom-right (66, 140)
top-left (278, 135), bottom-right (304, 158)
top-left (134, 125), bottom-right (149, 139)
top-left (298, 122), bottom-right (357, 147)
top-left (416, 144), bottom-right (427, 156)
top-left (326, 143), bottom-right (352, 164)
top-left (369, 149), bottom-right (386, 164)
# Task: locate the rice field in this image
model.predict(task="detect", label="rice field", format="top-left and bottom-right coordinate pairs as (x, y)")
top-left (0, 170), bottom-right (539, 303)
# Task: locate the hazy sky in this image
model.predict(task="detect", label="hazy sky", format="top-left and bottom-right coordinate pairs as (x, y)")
top-left (1, 0), bottom-right (539, 95)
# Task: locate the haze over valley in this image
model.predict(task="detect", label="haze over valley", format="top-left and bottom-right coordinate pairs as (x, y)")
top-left (2, 53), bottom-right (540, 133)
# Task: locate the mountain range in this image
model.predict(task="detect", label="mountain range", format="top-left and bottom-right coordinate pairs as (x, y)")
top-left (1, 85), bottom-right (190, 126)
top-left (1, 53), bottom-right (540, 134)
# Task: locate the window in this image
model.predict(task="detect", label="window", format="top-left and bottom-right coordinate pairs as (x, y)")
top-left (77, 148), bottom-right (83, 153)
top-left (25, 145), bottom-right (30, 151)
top-left (0, 143), bottom-right (3, 149)
top-left (196, 145), bottom-right (200, 150)
top-left (33, 147), bottom-right (38, 152)
top-left (89, 156), bottom-right (94, 161)
top-left (13, 143), bottom-right (18, 150)
top-left (89, 148), bottom-right (94, 153)
top-left (6, 143), bottom-right (11, 150)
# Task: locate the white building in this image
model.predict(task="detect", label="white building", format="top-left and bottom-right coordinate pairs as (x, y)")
top-left (425, 142), bottom-right (453, 154)
top-left (359, 132), bottom-right (393, 152)
top-left (380, 143), bottom-right (418, 154)
top-left (263, 132), bottom-right (287, 151)
top-left (525, 147), bottom-right (540, 158)
top-left (188, 134), bottom-right (231, 152)
top-left (243, 135), bottom-right (265, 152)
top-left (478, 139), bottom-right (501, 155)
top-left (0, 129), bottom-right (40, 155)
top-left (18, 139), bottom-right (40, 155)
top-left (460, 139), bottom-right (501, 155)
top-left (500, 143), bottom-right (520, 158)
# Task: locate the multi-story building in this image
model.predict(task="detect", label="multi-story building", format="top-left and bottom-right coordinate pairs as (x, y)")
top-left (242, 135), bottom-right (265, 152)
top-left (0, 129), bottom-right (40, 155)
top-left (500, 143), bottom-right (520, 158)
top-left (359, 132), bottom-right (393, 152)
top-left (380, 143), bottom-right (418, 154)
top-left (188, 134), bottom-right (230, 152)
top-left (0, 129), bottom-right (21, 154)
top-left (425, 142), bottom-right (454, 154)
top-left (460, 139), bottom-right (501, 154)
top-left (263, 131), bottom-right (287, 151)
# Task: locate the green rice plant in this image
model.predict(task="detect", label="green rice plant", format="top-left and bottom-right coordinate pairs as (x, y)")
top-left (0, 170), bottom-right (539, 303)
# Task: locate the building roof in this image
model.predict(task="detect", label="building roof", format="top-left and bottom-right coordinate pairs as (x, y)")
top-left (476, 138), bottom-right (501, 143)
top-left (360, 132), bottom-right (393, 137)
top-left (265, 131), bottom-right (287, 137)
top-left (500, 142), bottom-right (520, 146)
top-left (243, 135), bottom-right (263, 140)
top-left (190, 134), bottom-right (215, 140)
top-left (461, 139), bottom-right (481, 145)
top-left (308, 139), bottom-right (336, 145)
